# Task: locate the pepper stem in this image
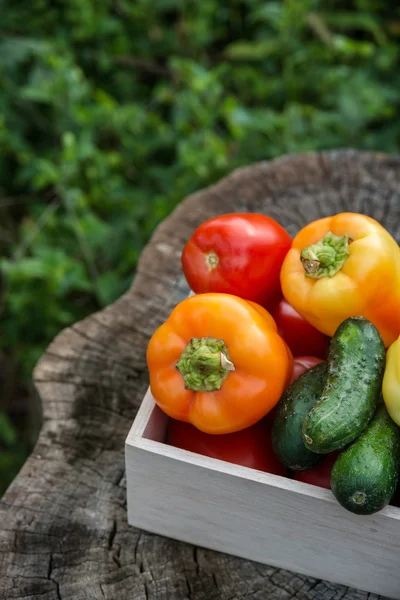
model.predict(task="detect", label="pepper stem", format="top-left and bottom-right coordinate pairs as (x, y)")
top-left (176, 337), bottom-right (235, 392)
top-left (300, 231), bottom-right (350, 279)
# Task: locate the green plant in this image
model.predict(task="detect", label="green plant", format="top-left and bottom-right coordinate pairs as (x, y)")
top-left (1, 0), bottom-right (400, 493)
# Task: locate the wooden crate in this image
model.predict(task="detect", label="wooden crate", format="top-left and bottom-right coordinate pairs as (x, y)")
top-left (125, 388), bottom-right (400, 599)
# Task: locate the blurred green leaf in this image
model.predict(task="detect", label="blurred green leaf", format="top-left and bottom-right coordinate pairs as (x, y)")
top-left (0, 413), bottom-right (17, 447)
top-left (225, 39), bottom-right (280, 60)
top-left (250, 3), bottom-right (283, 28)
top-left (323, 11), bottom-right (387, 44)
top-left (94, 271), bottom-right (126, 307)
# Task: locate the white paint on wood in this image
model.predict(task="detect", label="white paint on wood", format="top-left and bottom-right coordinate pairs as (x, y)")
top-left (126, 389), bottom-right (400, 600)
top-left (127, 388), bottom-right (169, 443)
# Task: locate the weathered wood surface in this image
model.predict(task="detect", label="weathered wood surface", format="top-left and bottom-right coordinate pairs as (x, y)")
top-left (1, 150), bottom-right (399, 600)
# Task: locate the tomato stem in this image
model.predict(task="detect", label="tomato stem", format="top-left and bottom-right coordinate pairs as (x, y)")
top-left (176, 336), bottom-right (235, 392)
top-left (300, 231), bottom-right (350, 278)
top-left (205, 251), bottom-right (219, 269)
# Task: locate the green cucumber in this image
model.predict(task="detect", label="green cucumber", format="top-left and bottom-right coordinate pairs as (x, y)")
top-left (302, 317), bottom-right (385, 454)
top-left (271, 362), bottom-right (327, 470)
top-left (331, 405), bottom-right (400, 515)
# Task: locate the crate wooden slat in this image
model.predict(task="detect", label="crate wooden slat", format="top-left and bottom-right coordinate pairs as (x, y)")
top-left (126, 389), bottom-right (400, 600)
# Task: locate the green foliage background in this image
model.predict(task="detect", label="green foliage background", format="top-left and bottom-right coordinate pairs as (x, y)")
top-left (1, 0), bottom-right (400, 493)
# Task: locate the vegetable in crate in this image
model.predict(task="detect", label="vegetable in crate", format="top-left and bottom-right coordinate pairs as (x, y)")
top-left (331, 405), bottom-right (400, 515)
top-left (302, 317), bottom-right (385, 454)
top-left (382, 335), bottom-right (400, 426)
top-left (181, 213), bottom-right (291, 310)
top-left (167, 418), bottom-right (287, 476)
top-left (147, 293), bottom-right (292, 434)
top-left (272, 299), bottom-right (328, 359)
top-left (272, 362), bottom-right (327, 471)
top-left (281, 212), bottom-right (400, 347)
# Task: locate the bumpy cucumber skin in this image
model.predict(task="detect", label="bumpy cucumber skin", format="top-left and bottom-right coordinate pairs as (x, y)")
top-left (331, 405), bottom-right (400, 515)
top-left (271, 362), bottom-right (327, 470)
top-left (302, 317), bottom-right (385, 454)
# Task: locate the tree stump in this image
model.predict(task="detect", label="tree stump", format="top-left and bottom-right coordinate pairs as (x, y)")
top-left (1, 150), bottom-right (398, 600)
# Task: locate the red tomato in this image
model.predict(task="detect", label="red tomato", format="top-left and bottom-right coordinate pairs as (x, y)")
top-left (181, 213), bottom-right (292, 310)
top-left (290, 356), bottom-right (324, 385)
top-left (272, 299), bottom-right (329, 359)
top-left (167, 417), bottom-right (287, 476)
top-left (294, 452), bottom-right (338, 490)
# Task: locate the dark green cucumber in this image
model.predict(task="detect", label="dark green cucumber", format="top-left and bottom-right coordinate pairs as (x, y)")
top-left (271, 362), bottom-right (327, 470)
top-left (331, 405), bottom-right (400, 515)
top-left (302, 317), bottom-right (385, 454)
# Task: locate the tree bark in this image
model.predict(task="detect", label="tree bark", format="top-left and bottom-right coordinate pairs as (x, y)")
top-left (1, 150), bottom-right (397, 600)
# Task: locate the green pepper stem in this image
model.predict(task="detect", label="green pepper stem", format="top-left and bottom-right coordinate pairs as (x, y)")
top-left (176, 337), bottom-right (235, 392)
top-left (300, 231), bottom-right (350, 278)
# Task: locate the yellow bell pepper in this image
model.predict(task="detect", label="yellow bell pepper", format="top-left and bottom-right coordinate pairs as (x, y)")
top-left (280, 212), bottom-right (400, 347)
top-left (383, 337), bottom-right (400, 425)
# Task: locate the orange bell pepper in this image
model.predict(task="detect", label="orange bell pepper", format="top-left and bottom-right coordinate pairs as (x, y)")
top-left (147, 293), bottom-right (292, 434)
top-left (281, 212), bottom-right (400, 347)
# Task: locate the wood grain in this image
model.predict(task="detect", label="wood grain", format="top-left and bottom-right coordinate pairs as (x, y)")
top-left (127, 393), bottom-right (400, 599)
top-left (2, 150), bottom-right (400, 599)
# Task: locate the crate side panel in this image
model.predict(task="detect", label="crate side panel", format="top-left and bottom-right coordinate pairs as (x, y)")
top-left (125, 389), bottom-right (168, 445)
top-left (125, 443), bottom-right (400, 600)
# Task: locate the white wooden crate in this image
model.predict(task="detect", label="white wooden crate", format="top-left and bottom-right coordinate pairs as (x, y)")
top-left (125, 388), bottom-right (400, 599)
